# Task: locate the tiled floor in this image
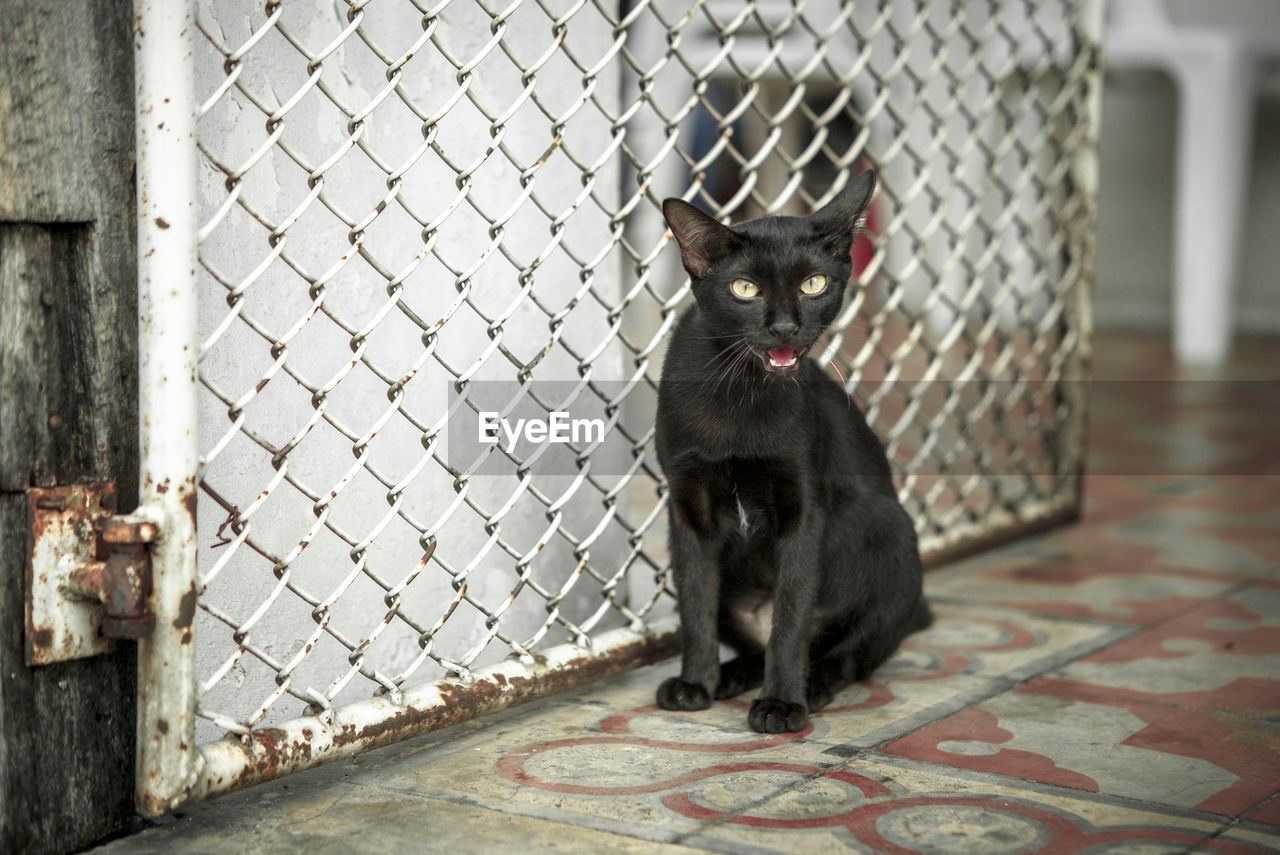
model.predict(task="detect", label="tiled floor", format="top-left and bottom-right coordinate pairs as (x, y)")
top-left (96, 332), bottom-right (1280, 854)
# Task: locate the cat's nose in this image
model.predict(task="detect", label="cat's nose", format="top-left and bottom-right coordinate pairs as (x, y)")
top-left (768, 316), bottom-right (799, 339)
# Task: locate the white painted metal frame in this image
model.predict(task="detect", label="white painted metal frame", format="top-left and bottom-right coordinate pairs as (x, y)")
top-left (134, 0), bottom-right (202, 817)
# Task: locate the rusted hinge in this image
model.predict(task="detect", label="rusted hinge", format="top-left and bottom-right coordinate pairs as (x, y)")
top-left (25, 483), bottom-right (158, 666)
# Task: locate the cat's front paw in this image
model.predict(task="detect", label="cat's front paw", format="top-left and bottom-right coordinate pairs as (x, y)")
top-left (657, 677), bottom-right (711, 711)
top-left (748, 697), bottom-right (808, 733)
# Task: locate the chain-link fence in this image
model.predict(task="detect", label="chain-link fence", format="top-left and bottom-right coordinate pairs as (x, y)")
top-left (184, 0), bottom-right (1101, 801)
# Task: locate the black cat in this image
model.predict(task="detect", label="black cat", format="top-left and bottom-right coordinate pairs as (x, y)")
top-left (654, 169), bottom-right (933, 734)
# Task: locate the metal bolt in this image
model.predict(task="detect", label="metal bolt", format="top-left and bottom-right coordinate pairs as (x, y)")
top-left (100, 517), bottom-right (159, 545)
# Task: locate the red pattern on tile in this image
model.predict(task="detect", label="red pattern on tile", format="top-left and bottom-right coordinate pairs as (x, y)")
top-left (991, 561), bottom-right (1234, 588)
top-left (1194, 518), bottom-right (1280, 560)
top-left (950, 531), bottom-right (1254, 625)
top-left (883, 650), bottom-right (972, 682)
top-left (660, 766), bottom-right (892, 826)
top-left (1246, 796), bottom-right (1280, 827)
top-left (1080, 601), bottom-right (1280, 664)
top-left (845, 796), bottom-right (1271, 855)
top-left (820, 681), bottom-right (897, 713)
top-left (502, 751), bottom-right (835, 797)
top-left (993, 595), bottom-right (1221, 626)
top-left (496, 713), bottom-right (1278, 852)
top-left (882, 706), bottom-right (1101, 793)
top-left (1023, 677), bottom-right (1280, 818)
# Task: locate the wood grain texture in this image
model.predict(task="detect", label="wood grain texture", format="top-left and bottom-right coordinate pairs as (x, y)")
top-left (0, 1), bottom-right (124, 221)
top-left (0, 1), bottom-right (141, 851)
top-left (0, 226), bottom-right (100, 489)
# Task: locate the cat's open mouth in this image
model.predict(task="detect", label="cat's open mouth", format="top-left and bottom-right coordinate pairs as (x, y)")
top-left (761, 345), bottom-right (804, 372)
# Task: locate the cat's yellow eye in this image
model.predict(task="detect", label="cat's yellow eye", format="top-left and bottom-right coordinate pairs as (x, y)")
top-left (799, 274), bottom-right (827, 295)
top-left (730, 278), bottom-right (759, 299)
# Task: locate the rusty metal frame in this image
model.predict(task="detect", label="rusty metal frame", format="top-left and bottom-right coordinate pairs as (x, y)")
top-left (188, 621), bottom-right (678, 800)
top-left (24, 484), bottom-right (119, 665)
top-left (24, 484), bottom-right (160, 666)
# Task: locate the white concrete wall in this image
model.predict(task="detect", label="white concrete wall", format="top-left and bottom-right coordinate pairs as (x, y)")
top-left (193, 0), bottom-right (634, 738)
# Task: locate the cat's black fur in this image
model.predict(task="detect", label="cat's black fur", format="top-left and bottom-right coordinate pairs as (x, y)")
top-left (655, 169), bottom-right (932, 734)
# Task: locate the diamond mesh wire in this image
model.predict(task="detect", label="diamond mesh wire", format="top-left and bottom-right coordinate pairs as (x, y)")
top-left (191, 0), bottom-right (1099, 743)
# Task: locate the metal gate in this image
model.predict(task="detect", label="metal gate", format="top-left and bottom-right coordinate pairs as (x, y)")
top-left (133, 0), bottom-right (1103, 814)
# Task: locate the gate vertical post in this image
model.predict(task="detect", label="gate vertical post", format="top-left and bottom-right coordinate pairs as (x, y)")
top-left (133, 0), bottom-right (200, 817)
top-left (1063, 0), bottom-right (1107, 510)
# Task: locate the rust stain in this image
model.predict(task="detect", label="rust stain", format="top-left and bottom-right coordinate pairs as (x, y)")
top-left (30, 628), bottom-right (52, 650)
top-left (30, 502), bottom-right (57, 542)
top-left (231, 726), bottom-right (318, 789)
top-left (137, 792), bottom-right (169, 819)
top-left (350, 707), bottom-right (425, 745)
top-left (173, 584), bottom-right (197, 630)
top-left (182, 486), bottom-right (198, 524)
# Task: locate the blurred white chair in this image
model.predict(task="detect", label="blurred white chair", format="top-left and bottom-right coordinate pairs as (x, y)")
top-left (1106, 0), bottom-right (1280, 366)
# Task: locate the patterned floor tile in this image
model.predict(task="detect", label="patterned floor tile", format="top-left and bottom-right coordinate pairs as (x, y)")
top-left (1249, 798), bottom-right (1280, 828)
top-left (96, 777), bottom-right (703, 854)
top-left (925, 478), bottom-right (1280, 623)
top-left (882, 688), bottom-right (1266, 812)
top-left (684, 757), bottom-right (1280, 855)
top-left (573, 602), bottom-right (1122, 752)
top-left (1047, 581), bottom-right (1280, 698)
top-left (364, 686), bottom-right (829, 845)
top-left (339, 605), bottom-right (1123, 846)
top-left (502, 602), bottom-right (1125, 753)
top-left (896, 602), bottom-right (1126, 682)
top-left (926, 544), bottom-right (1251, 625)
top-left (883, 584), bottom-right (1280, 821)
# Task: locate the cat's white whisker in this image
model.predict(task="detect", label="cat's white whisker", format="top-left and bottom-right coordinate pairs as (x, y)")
top-left (829, 359), bottom-right (848, 388)
top-left (710, 338), bottom-right (752, 396)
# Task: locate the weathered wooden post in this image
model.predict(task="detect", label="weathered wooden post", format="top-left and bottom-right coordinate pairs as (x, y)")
top-left (0, 1), bottom-right (140, 849)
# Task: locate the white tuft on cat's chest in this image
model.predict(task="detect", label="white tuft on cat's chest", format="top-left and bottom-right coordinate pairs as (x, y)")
top-left (727, 493), bottom-right (771, 539)
top-left (734, 497), bottom-right (753, 536)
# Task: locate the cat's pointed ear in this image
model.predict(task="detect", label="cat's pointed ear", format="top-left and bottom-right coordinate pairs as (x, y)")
top-left (811, 169), bottom-right (876, 257)
top-left (663, 198), bottom-right (740, 280)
